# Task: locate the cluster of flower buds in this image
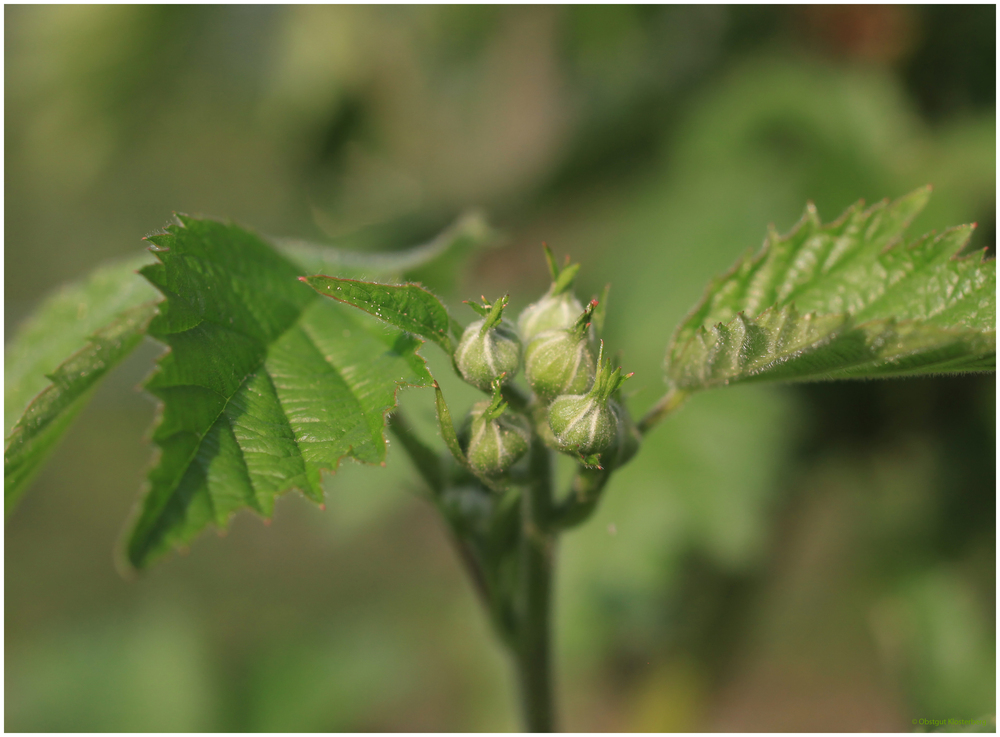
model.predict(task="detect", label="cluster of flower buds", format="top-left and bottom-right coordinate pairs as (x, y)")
top-left (451, 245), bottom-right (639, 480)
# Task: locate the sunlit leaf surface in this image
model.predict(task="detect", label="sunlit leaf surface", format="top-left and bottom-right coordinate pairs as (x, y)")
top-left (126, 216), bottom-right (434, 568)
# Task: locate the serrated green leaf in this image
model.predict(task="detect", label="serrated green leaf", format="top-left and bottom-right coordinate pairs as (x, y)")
top-left (4, 210), bottom-right (481, 520)
top-left (302, 276), bottom-right (454, 354)
top-left (4, 255), bottom-right (161, 515)
top-left (126, 215), bottom-right (434, 568)
top-left (665, 189), bottom-right (996, 391)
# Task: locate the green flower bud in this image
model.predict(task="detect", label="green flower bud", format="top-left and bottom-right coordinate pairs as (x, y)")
top-left (517, 244), bottom-right (584, 342)
top-left (548, 394), bottom-right (616, 456)
top-left (548, 341), bottom-right (633, 460)
top-left (459, 379), bottom-right (531, 478)
top-left (518, 290), bottom-right (584, 343)
top-left (523, 301), bottom-right (598, 401)
top-left (455, 296), bottom-right (521, 392)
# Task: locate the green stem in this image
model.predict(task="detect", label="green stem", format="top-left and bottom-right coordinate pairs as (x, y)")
top-left (388, 411), bottom-right (495, 637)
top-left (636, 388), bottom-right (688, 435)
top-left (517, 437), bottom-right (556, 732)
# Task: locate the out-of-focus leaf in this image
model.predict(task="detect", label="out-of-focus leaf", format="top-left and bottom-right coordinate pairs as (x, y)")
top-left (302, 276), bottom-right (454, 354)
top-left (5, 300), bottom-right (159, 515)
top-left (275, 210), bottom-right (494, 287)
top-left (4, 254), bottom-right (159, 436)
top-left (665, 189), bottom-right (995, 392)
top-left (126, 215), bottom-right (434, 568)
top-left (4, 255), bottom-right (161, 515)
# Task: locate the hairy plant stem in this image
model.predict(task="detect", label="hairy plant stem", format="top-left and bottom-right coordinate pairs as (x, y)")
top-left (516, 436), bottom-right (556, 732)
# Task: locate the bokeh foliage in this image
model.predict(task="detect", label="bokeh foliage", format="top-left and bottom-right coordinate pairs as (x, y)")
top-left (5, 5), bottom-right (994, 731)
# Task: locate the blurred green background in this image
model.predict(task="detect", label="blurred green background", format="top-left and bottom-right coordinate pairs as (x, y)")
top-left (5, 5), bottom-right (995, 731)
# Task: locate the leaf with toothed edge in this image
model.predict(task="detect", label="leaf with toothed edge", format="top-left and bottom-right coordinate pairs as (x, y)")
top-left (301, 276), bottom-right (454, 354)
top-left (126, 215), bottom-right (434, 569)
top-left (5, 212), bottom-right (493, 518)
top-left (665, 188), bottom-right (995, 392)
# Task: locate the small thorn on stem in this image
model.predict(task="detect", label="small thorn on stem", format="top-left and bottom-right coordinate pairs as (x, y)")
top-left (319, 503), bottom-right (326, 511)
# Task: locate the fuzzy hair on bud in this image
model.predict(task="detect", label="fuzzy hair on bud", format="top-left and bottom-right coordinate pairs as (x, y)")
top-left (523, 329), bottom-right (595, 401)
top-left (455, 295), bottom-right (521, 391)
top-left (523, 300), bottom-right (600, 401)
top-left (460, 381), bottom-right (531, 478)
top-left (518, 290), bottom-right (585, 343)
top-left (548, 394), bottom-right (617, 456)
top-left (547, 340), bottom-right (634, 458)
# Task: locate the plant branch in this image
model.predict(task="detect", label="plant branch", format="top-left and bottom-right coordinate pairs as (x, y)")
top-left (388, 411), bottom-right (501, 645)
top-left (637, 388), bottom-right (688, 435)
top-left (517, 437), bottom-right (556, 732)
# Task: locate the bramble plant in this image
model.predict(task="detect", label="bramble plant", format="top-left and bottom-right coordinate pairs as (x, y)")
top-left (4, 188), bottom-right (995, 731)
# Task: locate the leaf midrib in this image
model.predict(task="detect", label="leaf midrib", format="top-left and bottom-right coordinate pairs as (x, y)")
top-left (144, 272), bottom-right (320, 528)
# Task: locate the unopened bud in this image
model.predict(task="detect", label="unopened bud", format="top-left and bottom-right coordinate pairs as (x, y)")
top-left (523, 301), bottom-right (598, 401)
top-left (455, 296), bottom-right (521, 391)
top-left (518, 291), bottom-right (584, 343)
top-left (548, 341), bottom-right (633, 459)
top-left (518, 244), bottom-right (585, 342)
top-left (460, 379), bottom-right (531, 478)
